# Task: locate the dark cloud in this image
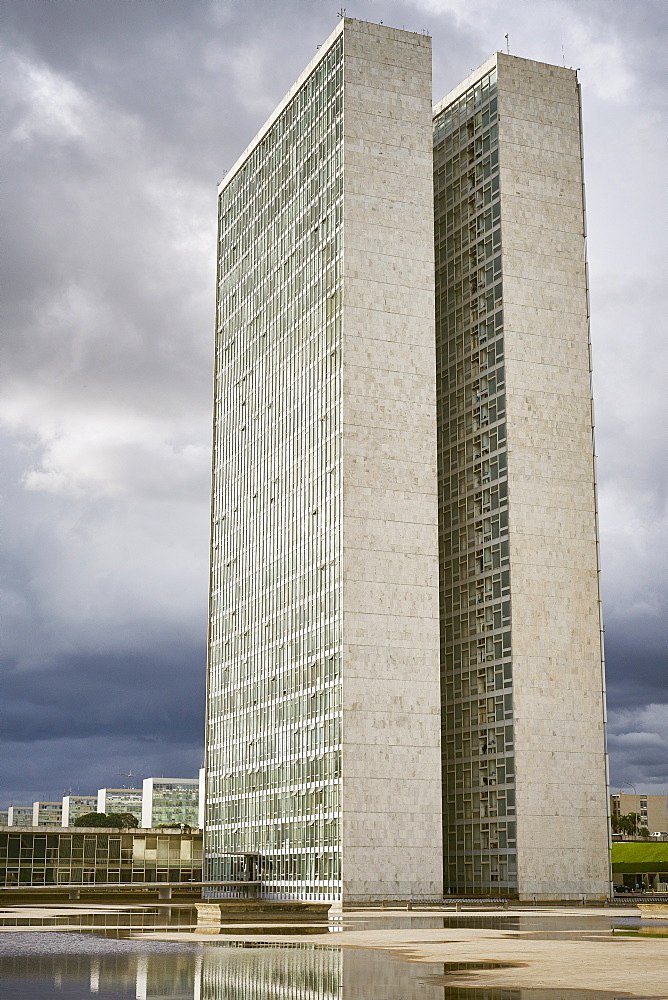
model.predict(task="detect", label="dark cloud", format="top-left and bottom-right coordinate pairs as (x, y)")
top-left (607, 701), bottom-right (668, 795)
top-left (1, 0), bottom-right (666, 808)
top-left (606, 631), bottom-right (666, 712)
top-left (2, 644), bottom-right (205, 744)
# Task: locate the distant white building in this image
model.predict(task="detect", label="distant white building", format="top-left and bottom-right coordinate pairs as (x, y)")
top-left (198, 767), bottom-right (205, 830)
top-left (62, 795), bottom-right (98, 826)
top-left (97, 788), bottom-right (143, 822)
top-left (142, 778), bottom-right (200, 829)
top-left (32, 801), bottom-right (63, 826)
top-left (7, 806), bottom-right (33, 827)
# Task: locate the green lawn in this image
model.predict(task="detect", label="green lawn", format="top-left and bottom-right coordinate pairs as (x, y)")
top-left (612, 842), bottom-right (668, 873)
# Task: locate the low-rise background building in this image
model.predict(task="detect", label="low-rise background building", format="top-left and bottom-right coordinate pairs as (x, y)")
top-left (7, 806), bottom-right (33, 827)
top-left (97, 788), bottom-right (143, 823)
top-left (141, 778), bottom-right (200, 829)
top-left (0, 828), bottom-right (203, 888)
top-left (611, 842), bottom-right (668, 892)
top-left (3, 775), bottom-right (202, 834)
top-left (32, 802), bottom-right (63, 826)
top-left (62, 796), bottom-right (98, 827)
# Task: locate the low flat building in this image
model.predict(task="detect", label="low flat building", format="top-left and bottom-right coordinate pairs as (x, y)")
top-left (0, 812), bottom-right (8, 827)
top-left (141, 778), bottom-right (200, 829)
top-left (61, 795), bottom-right (98, 826)
top-left (611, 842), bottom-right (668, 893)
top-left (0, 827), bottom-right (203, 888)
top-left (7, 806), bottom-right (33, 827)
top-left (97, 788), bottom-right (143, 822)
top-left (32, 802), bottom-right (63, 826)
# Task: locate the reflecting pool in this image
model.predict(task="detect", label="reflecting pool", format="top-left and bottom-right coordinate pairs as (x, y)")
top-left (0, 905), bottom-right (664, 1000)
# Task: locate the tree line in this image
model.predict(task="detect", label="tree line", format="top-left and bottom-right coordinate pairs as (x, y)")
top-left (73, 812), bottom-right (139, 828)
top-left (611, 812), bottom-right (650, 837)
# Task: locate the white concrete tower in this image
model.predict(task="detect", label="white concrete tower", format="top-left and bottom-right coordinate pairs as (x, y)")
top-left (433, 53), bottom-right (610, 899)
top-left (206, 18), bottom-right (443, 903)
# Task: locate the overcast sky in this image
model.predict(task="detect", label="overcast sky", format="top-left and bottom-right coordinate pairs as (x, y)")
top-left (1, 0), bottom-right (666, 810)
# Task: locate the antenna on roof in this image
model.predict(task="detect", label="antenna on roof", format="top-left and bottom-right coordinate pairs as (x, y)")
top-left (505, 33), bottom-right (510, 55)
top-left (337, 7), bottom-right (346, 19)
top-left (116, 772), bottom-right (144, 788)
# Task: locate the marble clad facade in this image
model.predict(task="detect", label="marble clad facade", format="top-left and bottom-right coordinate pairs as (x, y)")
top-left (495, 53), bottom-right (609, 900)
top-left (206, 20), bottom-right (609, 902)
top-left (433, 53), bottom-right (609, 898)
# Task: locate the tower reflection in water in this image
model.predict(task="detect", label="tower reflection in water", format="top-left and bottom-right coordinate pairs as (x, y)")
top-left (0, 941), bottom-right (452, 999)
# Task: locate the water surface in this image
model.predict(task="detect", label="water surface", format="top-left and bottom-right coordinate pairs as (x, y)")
top-left (0, 904), bottom-right (662, 1000)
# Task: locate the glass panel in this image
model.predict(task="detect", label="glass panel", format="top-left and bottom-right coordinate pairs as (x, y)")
top-left (207, 37), bottom-right (344, 901)
top-left (433, 70), bottom-right (516, 895)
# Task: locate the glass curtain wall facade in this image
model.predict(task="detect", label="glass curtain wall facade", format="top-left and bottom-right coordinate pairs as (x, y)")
top-left (33, 802), bottom-right (63, 827)
top-left (207, 39), bottom-right (343, 901)
top-left (433, 67), bottom-right (517, 895)
top-left (62, 797), bottom-right (98, 826)
top-left (7, 807), bottom-right (33, 827)
top-left (201, 946), bottom-right (341, 1000)
top-left (97, 789), bottom-right (143, 822)
top-left (0, 830), bottom-right (202, 886)
top-left (143, 780), bottom-right (200, 828)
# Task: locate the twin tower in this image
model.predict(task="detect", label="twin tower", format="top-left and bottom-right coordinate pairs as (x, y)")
top-left (205, 18), bottom-right (610, 902)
